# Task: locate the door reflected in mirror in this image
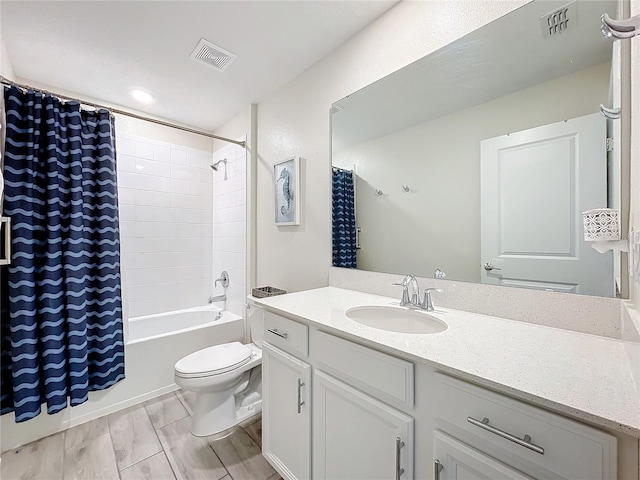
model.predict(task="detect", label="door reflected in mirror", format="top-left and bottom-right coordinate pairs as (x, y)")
top-left (331, 0), bottom-right (626, 298)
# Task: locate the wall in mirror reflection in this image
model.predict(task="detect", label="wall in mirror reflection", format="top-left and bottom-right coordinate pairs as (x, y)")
top-left (333, 63), bottom-right (611, 287)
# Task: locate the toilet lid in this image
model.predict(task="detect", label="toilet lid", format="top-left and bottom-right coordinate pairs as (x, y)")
top-left (175, 342), bottom-right (252, 378)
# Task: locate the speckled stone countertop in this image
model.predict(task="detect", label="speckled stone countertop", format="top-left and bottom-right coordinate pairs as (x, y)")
top-left (255, 287), bottom-right (640, 437)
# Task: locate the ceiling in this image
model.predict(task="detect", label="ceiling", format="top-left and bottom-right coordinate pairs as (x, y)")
top-left (332, 0), bottom-right (616, 151)
top-left (1, 1), bottom-right (398, 132)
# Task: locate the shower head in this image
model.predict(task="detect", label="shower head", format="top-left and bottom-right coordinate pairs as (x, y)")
top-left (210, 158), bottom-right (227, 171)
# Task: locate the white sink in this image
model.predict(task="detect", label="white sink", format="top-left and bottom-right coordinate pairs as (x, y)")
top-left (345, 305), bottom-right (447, 334)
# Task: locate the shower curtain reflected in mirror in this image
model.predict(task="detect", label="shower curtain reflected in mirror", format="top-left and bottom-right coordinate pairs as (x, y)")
top-left (0, 85), bottom-right (125, 422)
top-left (332, 167), bottom-right (357, 269)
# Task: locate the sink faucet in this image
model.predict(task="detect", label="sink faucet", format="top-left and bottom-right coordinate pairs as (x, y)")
top-left (393, 275), bottom-right (417, 307)
top-left (420, 288), bottom-right (443, 311)
top-left (393, 275), bottom-right (443, 311)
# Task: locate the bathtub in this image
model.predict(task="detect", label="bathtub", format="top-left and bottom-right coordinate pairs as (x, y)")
top-left (125, 305), bottom-right (244, 398)
top-left (1, 304), bottom-right (244, 452)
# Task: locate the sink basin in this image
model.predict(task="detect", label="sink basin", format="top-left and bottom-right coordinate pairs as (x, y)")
top-left (345, 305), bottom-right (447, 334)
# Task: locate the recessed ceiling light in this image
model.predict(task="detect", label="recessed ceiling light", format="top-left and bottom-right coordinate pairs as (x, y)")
top-left (131, 89), bottom-right (154, 104)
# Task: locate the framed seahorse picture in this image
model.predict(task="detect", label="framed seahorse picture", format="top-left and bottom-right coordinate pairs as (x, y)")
top-left (274, 156), bottom-right (300, 225)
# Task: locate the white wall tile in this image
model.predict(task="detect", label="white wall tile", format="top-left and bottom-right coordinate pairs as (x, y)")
top-left (170, 148), bottom-right (187, 165)
top-left (135, 140), bottom-right (154, 160)
top-left (154, 161), bottom-right (171, 178)
top-left (154, 145), bottom-right (170, 163)
top-left (117, 133), bottom-right (215, 318)
top-left (117, 137), bottom-right (136, 156)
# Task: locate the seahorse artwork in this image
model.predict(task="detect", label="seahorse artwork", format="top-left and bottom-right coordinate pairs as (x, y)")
top-left (277, 167), bottom-right (293, 216)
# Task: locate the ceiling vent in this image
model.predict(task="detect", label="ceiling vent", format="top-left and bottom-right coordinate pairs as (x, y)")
top-left (540, 1), bottom-right (577, 38)
top-left (190, 38), bottom-right (237, 72)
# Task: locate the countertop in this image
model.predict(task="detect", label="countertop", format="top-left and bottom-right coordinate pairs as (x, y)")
top-left (255, 287), bottom-right (640, 437)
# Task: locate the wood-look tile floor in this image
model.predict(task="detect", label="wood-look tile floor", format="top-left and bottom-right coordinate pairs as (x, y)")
top-left (1, 391), bottom-right (281, 480)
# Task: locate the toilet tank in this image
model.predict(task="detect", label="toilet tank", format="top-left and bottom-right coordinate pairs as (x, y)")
top-left (246, 296), bottom-right (264, 347)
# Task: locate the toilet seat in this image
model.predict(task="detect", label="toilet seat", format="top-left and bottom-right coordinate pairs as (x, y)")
top-left (175, 342), bottom-right (252, 378)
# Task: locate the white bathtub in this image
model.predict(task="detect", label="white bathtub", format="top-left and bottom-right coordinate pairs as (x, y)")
top-left (128, 304), bottom-right (238, 344)
top-left (125, 305), bottom-right (244, 397)
top-left (1, 305), bottom-right (244, 452)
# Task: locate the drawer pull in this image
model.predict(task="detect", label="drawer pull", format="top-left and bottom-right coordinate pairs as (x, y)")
top-left (434, 459), bottom-right (443, 480)
top-left (467, 416), bottom-right (544, 455)
top-left (395, 437), bottom-right (405, 480)
top-left (297, 378), bottom-right (305, 414)
top-left (267, 328), bottom-right (288, 339)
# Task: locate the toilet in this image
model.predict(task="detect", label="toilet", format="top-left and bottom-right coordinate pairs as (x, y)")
top-left (174, 298), bottom-right (264, 437)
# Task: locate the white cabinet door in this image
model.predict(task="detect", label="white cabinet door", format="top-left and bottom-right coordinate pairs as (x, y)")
top-left (434, 431), bottom-right (532, 480)
top-left (262, 341), bottom-right (311, 480)
top-left (313, 370), bottom-right (414, 480)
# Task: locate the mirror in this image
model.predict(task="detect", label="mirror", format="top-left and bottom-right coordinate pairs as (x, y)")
top-left (331, 0), bottom-right (626, 298)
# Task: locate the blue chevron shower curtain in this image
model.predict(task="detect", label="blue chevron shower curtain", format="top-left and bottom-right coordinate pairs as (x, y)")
top-left (332, 168), bottom-right (357, 268)
top-left (0, 85), bottom-right (125, 422)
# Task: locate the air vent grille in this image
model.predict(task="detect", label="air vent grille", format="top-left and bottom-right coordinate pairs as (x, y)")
top-left (190, 38), bottom-right (237, 72)
top-left (540, 1), bottom-right (577, 38)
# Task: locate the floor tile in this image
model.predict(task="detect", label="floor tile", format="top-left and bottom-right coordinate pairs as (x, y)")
top-left (210, 428), bottom-right (275, 480)
top-left (64, 416), bottom-right (109, 450)
top-left (1, 431), bottom-right (64, 480)
top-left (144, 393), bottom-right (188, 429)
top-left (108, 404), bottom-right (162, 470)
top-left (63, 432), bottom-right (119, 480)
top-left (120, 451), bottom-right (176, 480)
top-left (243, 419), bottom-right (262, 448)
top-left (156, 416), bottom-right (227, 480)
top-left (175, 390), bottom-right (196, 415)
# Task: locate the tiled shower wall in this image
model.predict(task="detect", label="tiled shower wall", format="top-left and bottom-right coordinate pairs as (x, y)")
top-left (116, 134), bottom-right (215, 318)
top-left (211, 141), bottom-right (247, 318)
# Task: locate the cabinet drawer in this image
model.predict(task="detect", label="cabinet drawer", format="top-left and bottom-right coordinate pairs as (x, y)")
top-left (434, 374), bottom-right (616, 480)
top-left (264, 311), bottom-right (308, 358)
top-left (311, 330), bottom-right (414, 409)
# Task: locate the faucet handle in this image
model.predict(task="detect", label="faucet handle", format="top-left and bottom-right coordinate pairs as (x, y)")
top-left (421, 288), bottom-right (443, 311)
top-left (392, 282), bottom-right (412, 306)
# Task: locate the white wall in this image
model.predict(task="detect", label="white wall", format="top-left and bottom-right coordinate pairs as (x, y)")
top-left (333, 63), bottom-right (610, 282)
top-left (627, 0), bottom-right (640, 330)
top-left (212, 140), bottom-right (247, 318)
top-left (250, 0), bottom-right (529, 294)
top-left (117, 132), bottom-right (215, 318)
top-left (1, 33), bottom-right (15, 80)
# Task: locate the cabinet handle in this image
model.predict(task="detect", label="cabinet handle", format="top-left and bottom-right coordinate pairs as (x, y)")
top-left (467, 416), bottom-right (544, 455)
top-left (434, 459), bottom-right (443, 480)
top-left (267, 328), bottom-right (288, 339)
top-left (297, 378), bottom-right (305, 414)
top-left (395, 436), bottom-right (405, 480)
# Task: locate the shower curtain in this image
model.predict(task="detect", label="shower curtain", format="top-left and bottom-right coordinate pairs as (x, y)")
top-left (0, 85), bottom-right (125, 422)
top-left (332, 168), bottom-right (357, 268)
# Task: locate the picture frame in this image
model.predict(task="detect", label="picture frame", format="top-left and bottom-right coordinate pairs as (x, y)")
top-left (274, 156), bottom-right (300, 225)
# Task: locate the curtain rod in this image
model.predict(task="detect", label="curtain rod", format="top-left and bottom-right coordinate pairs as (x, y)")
top-left (0, 76), bottom-right (246, 148)
top-left (332, 166), bottom-right (353, 173)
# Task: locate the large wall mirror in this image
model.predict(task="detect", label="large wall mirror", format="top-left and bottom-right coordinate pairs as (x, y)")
top-left (331, 0), bottom-right (628, 298)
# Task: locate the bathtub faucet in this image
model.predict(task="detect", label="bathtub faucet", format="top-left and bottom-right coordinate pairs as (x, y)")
top-left (215, 271), bottom-right (230, 288)
top-left (208, 294), bottom-right (226, 304)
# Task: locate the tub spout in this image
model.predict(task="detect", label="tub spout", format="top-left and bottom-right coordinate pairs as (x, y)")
top-left (208, 294), bottom-right (226, 303)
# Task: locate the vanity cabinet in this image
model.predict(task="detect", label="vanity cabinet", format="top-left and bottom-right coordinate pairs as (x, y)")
top-left (261, 310), bottom-right (624, 480)
top-left (434, 430), bottom-right (533, 480)
top-left (313, 371), bottom-right (414, 480)
top-left (434, 374), bottom-right (617, 480)
top-left (262, 341), bottom-right (311, 480)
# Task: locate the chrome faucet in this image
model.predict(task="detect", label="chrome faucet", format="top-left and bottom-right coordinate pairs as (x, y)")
top-left (208, 294), bottom-right (226, 303)
top-left (392, 275), bottom-right (416, 307)
top-left (215, 270), bottom-right (230, 288)
top-left (420, 288), bottom-right (443, 311)
top-left (393, 275), bottom-right (443, 311)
